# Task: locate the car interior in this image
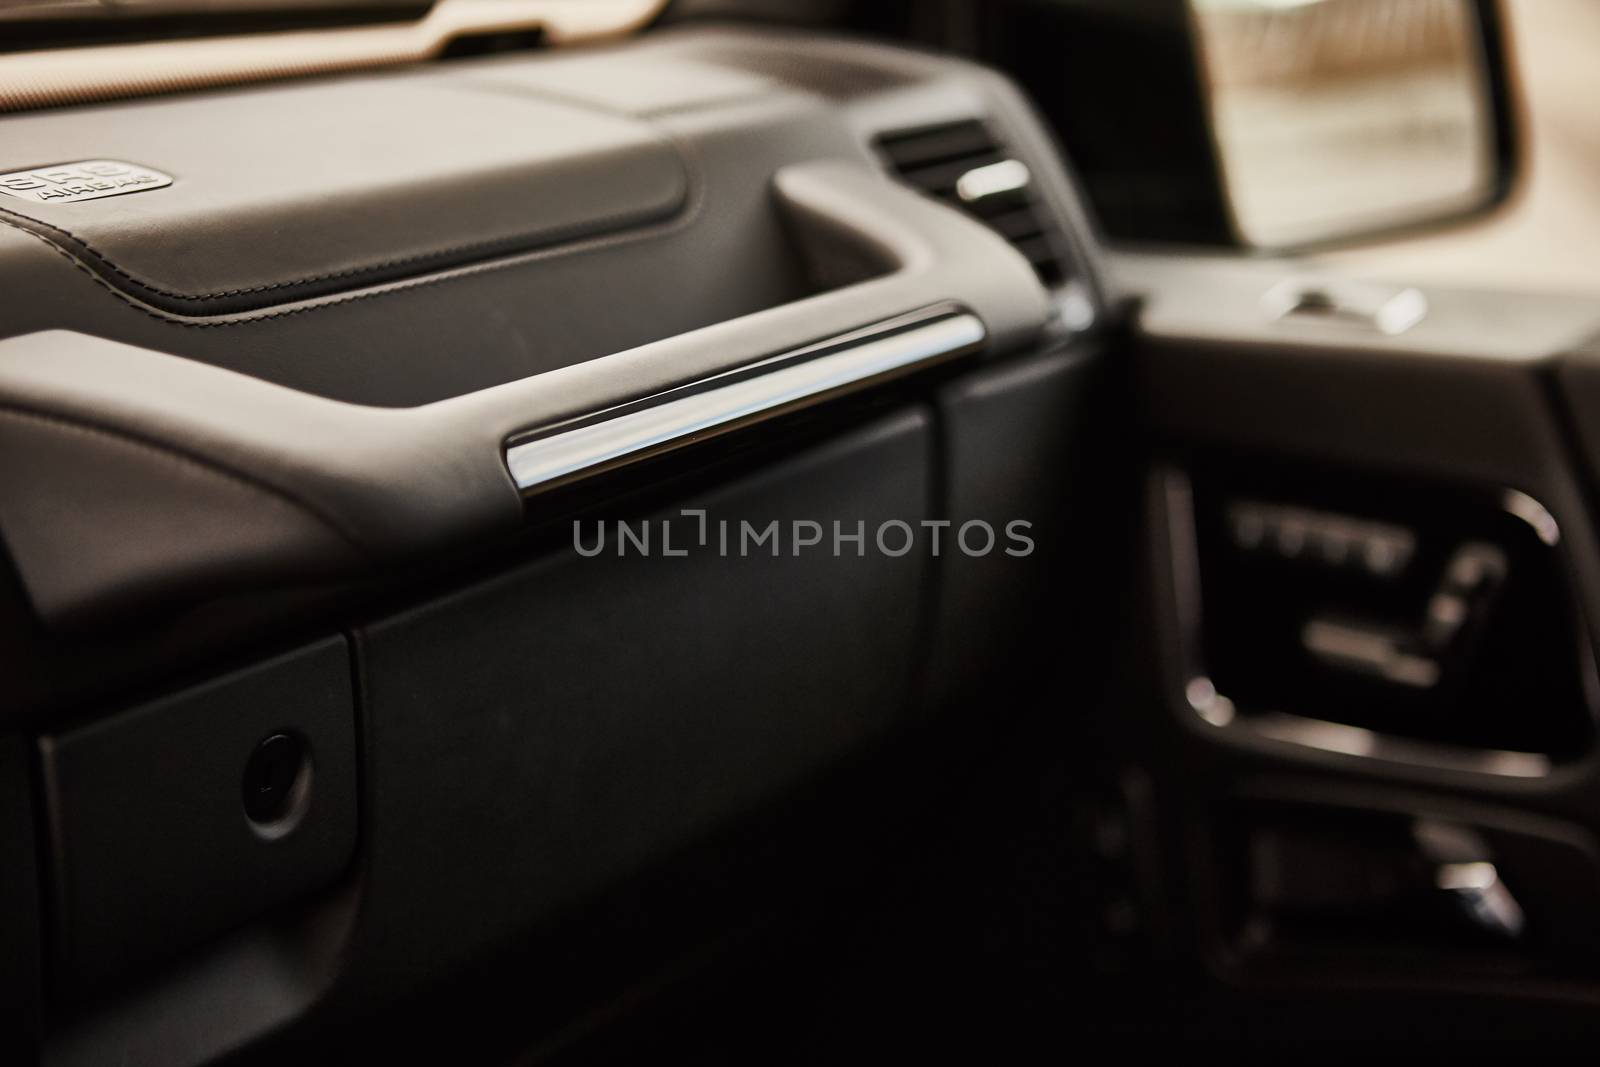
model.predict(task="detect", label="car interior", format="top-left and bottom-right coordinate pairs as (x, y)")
top-left (4, 0), bottom-right (1600, 1060)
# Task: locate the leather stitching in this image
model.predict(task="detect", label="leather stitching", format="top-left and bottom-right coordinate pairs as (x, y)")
top-left (0, 186), bottom-right (685, 307)
top-left (0, 131), bottom-right (709, 329)
top-left (0, 124), bottom-right (696, 311)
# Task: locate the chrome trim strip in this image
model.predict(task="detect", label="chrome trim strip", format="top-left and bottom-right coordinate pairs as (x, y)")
top-left (505, 311), bottom-right (986, 493)
top-left (1246, 713), bottom-right (1551, 780)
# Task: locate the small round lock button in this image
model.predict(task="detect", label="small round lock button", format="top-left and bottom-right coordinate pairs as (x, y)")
top-left (242, 732), bottom-right (311, 836)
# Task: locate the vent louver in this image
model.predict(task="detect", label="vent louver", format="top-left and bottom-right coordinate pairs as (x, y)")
top-left (876, 119), bottom-right (1068, 287)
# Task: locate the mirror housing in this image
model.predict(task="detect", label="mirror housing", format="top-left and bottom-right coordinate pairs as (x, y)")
top-left (1189, 0), bottom-right (1515, 249)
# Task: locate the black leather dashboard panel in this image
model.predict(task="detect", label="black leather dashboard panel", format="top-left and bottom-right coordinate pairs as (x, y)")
top-left (0, 25), bottom-right (1112, 1067)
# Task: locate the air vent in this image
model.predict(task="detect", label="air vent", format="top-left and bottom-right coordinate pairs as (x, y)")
top-left (876, 119), bottom-right (1068, 287)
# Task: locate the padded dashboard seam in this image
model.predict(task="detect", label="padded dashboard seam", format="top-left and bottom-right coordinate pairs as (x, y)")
top-left (0, 131), bottom-right (710, 329)
top-left (0, 171), bottom-right (691, 311)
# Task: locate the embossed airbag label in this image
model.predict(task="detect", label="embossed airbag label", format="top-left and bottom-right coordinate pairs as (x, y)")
top-left (0, 160), bottom-right (173, 204)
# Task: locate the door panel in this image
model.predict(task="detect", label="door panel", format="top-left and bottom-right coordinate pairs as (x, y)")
top-left (1109, 248), bottom-right (1600, 1040)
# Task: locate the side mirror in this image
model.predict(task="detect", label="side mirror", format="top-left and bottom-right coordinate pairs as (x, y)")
top-left (1188, 0), bottom-right (1512, 249)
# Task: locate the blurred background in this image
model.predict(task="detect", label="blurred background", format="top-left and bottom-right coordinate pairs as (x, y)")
top-left (1309, 0), bottom-right (1600, 295)
top-left (1194, 0), bottom-right (1492, 248)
